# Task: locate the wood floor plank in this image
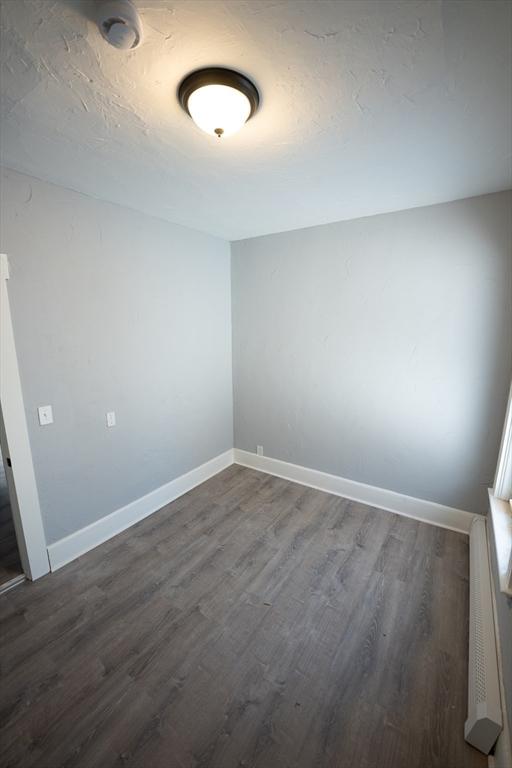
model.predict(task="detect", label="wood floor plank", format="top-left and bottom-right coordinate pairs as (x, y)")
top-left (0, 466), bottom-right (484, 768)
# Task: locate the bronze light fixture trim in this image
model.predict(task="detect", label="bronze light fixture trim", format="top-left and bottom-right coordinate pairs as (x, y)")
top-left (178, 67), bottom-right (260, 138)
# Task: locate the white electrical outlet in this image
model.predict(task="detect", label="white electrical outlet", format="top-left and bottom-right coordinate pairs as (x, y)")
top-left (257, 445), bottom-right (264, 456)
top-left (106, 411), bottom-right (116, 428)
top-left (38, 405), bottom-right (53, 426)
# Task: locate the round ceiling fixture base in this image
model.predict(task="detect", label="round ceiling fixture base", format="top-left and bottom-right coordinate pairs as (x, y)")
top-left (178, 67), bottom-right (260, 137)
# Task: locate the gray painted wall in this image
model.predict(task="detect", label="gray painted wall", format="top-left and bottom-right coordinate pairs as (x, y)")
top-left (232, 191), bottom-right (512, 514)
top-left (0, 167), bottom-right (233, 544)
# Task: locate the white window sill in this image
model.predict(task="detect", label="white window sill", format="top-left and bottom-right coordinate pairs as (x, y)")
top-left (488, 489), bottom-right (512, 597)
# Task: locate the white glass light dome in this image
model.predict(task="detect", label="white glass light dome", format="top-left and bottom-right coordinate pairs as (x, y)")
top-left (187, 84), bottom-right (251, 138)
top-left (179, 68), bottom-right (260, 139)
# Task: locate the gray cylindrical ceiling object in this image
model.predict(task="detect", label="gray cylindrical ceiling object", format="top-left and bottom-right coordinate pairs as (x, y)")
top-left (97, 0), bottom-right (143, 50)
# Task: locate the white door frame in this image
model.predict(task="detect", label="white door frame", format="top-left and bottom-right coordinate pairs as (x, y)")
top-left (0, 253), bottom-right (49, 580)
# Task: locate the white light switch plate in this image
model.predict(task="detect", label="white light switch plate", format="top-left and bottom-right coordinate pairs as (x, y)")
top-left (38, 405), bottom-right (53, 426)
top-left (106, 411), bottom-right (116, 427)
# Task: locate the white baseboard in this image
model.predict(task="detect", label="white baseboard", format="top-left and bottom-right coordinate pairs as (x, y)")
top-left (47, 449), bottom-right (234, 571)
top-left (233, 449), bottom-right (476, 535)
top-left (0, 573), bottom-right (26, 595)
top-left (488, 684), bottom-right (512, 768)
top-left (489, 737), bottom-right (512, 768)
top-left (47, 446), bottom-right (477, 572)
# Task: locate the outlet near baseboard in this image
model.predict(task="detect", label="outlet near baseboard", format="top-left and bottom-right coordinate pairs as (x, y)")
top-left (256, 445), bottom-right (264, 456)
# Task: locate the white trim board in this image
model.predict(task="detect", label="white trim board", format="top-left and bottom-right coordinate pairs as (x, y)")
top-left (0, 253), bottom-right (49, 580)
top-left (488, 491), bottom-right (512, 597)
top-left (487, 516), bottom-right (512, 768)
top-left (493, 381), bottom-right (512, 501)
top-left (47, 449), bottom-right (234, 571)
top-left (233, 449), bottom-right (476, 535)
top-left (0, 573), bottom-right (26, 596)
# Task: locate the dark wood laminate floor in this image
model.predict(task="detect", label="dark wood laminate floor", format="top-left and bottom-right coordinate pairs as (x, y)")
top-left (0, 465), bottom-right (484, 768)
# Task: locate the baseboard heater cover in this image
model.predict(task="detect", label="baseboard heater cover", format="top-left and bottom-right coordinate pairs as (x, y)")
top-left (465, 517), bottom-right (503, 754)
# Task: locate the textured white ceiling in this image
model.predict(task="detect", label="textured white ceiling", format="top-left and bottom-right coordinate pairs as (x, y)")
top-left (1, 0), bottom-right (511, 240)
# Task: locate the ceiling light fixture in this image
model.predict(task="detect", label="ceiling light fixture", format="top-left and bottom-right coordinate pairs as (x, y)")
top-left (178, 67), bottom-right (260, 139)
